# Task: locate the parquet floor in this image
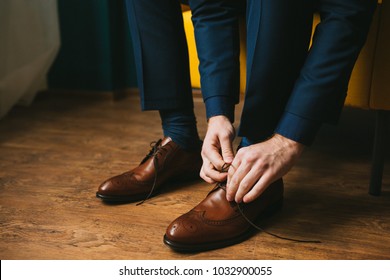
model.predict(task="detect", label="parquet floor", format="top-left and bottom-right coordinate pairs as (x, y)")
top-left (0, 90), bottom-right (389, 259)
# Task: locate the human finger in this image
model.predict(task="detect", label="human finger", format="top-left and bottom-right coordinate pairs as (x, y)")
top-left (199, 165), bottom-right (216, 184)
top-left (242, 172), bottom-right (274, 203)
top-left (233, 166), bottom-right (265, 203)
top-left (200, 160), bottom-right (227, 183)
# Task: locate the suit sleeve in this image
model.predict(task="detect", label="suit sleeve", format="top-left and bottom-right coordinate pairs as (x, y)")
top-left (189, 0), bottom-right (244, 123)
top-left (275, 0), bottom-right (377, 145)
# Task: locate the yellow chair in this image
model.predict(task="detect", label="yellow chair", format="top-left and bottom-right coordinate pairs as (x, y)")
top-left (182, 10), bottom-right (247, 95)
top-left (183, 0), bottom-right (389, 195)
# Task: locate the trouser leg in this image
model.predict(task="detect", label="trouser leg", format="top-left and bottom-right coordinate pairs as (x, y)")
top-left (125, 0), bottom-right (201, 149)
top-left (124, 0), bottom-right (194, 111)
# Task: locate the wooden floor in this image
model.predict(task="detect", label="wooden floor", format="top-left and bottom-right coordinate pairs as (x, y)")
top-left (0, 90), bottom-right (389, 260)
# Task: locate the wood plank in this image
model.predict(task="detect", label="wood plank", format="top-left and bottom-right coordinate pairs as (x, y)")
top-left (0, 91), bottom-right (389, 260)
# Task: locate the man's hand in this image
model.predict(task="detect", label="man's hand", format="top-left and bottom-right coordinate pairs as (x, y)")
top-left (226, 134), bottom-right (305, 203)
top-left (200, 115), bottom-right (235, 183)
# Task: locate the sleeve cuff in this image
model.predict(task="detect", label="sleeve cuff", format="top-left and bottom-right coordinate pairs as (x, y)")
top-left (274, 112), bottom-right (322, 146)
top-left (205, 96), bottom-right (235, 123)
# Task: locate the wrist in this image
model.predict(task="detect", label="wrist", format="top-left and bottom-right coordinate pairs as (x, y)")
top-left (273, 133), bottom-right (305, 156)
top-left (207, 115), bottom-right (236, 141)
top-left (208, 115), bottom-right (231, 124)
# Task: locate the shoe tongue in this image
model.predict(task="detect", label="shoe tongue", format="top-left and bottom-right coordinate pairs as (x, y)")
top-left (160, 137), bottom-right (173, 146)
top-left (194, 183), bottom-right (238, 220)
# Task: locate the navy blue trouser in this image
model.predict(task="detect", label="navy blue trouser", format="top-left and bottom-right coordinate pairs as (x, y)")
top-left (125, 0), bottom-right (242, 113)
top-left (125, 0), bottom-right (376, 145)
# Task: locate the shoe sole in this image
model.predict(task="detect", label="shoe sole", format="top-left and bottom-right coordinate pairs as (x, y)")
top-left (163, 198), bottom-right (283, 253)
top-left (95, 192), bottom-right (155, 203)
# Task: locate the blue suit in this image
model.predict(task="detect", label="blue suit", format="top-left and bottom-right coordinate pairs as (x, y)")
top-left (242, 0), bottom-right (377, 145)
top-left (125, 0), bottom-right (376, 145)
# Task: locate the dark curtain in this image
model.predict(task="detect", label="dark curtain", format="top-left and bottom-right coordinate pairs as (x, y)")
top-left (48, 0), bottom-right (137, 91)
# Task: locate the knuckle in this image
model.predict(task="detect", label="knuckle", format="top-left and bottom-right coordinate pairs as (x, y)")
top-left (220, 131), bottom-right (231, 140)
top-left (203, 167), bottom-right (212, 176)
top-left (201, 149), bottom-right (209, 157)
top-left (236, 148), bottom-right (246, 157)
top-left (245, 153), bottom-right (257, 162)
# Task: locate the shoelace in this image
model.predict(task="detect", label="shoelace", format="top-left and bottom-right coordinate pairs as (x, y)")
top-left (219, 163), bottom-right (321, 244)
top-left (137, 148), bottom-right (320, 243)
top-left (136, 140), bottom-right (168, 206)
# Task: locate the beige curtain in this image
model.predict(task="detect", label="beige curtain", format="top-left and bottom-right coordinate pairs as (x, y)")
top-left (0, 0), bottom-right (60, 119)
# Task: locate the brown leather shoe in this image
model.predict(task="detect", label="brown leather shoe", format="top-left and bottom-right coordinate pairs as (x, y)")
top-left (96, 137), bottom-right (202, 202)
top-left (163, 179), bottom-right (283, 252)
